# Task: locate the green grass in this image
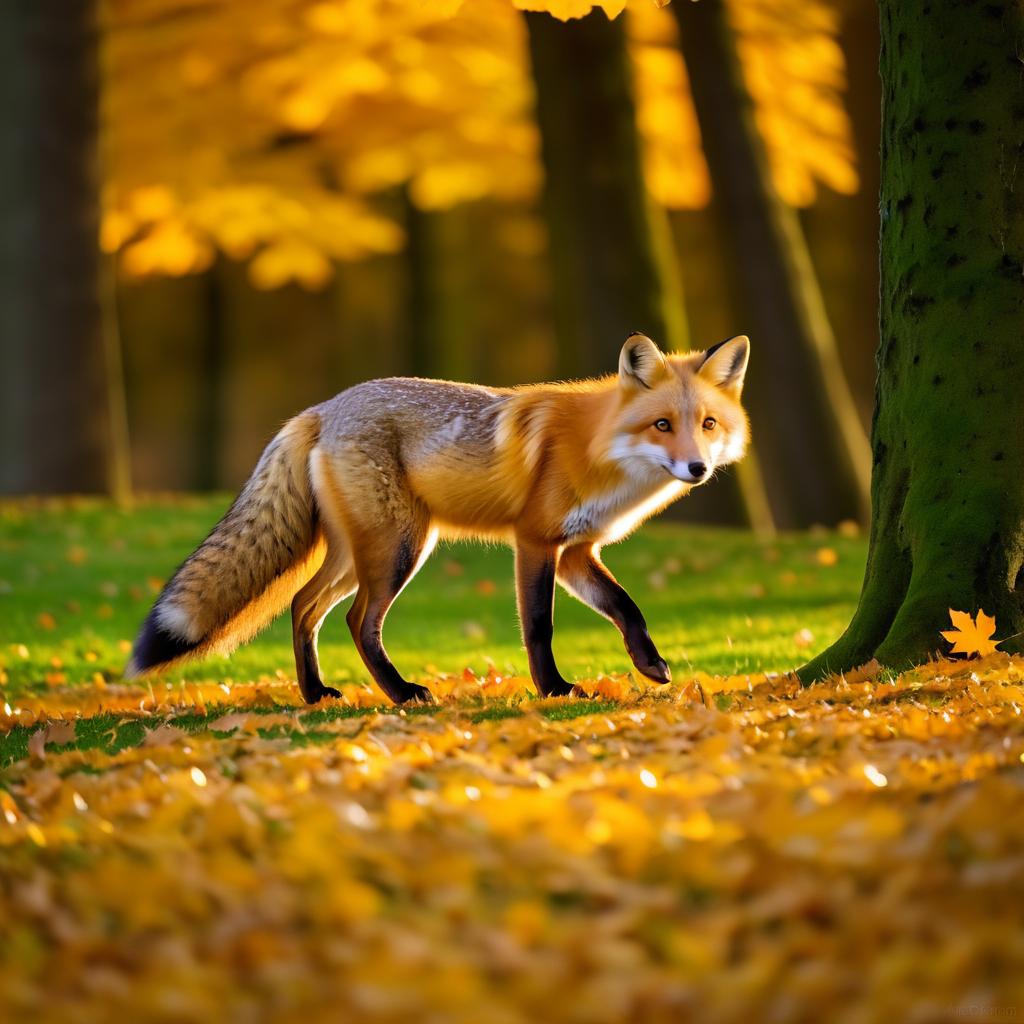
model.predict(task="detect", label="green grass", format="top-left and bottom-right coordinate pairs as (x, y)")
top-left (0, 694), bottom-right (655, 768)
top-left (0, 496), bottom-right (865, 700)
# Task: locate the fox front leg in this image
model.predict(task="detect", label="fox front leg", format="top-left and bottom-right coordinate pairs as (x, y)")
top-left (557, 543), bottom-right (670, 684)
top-left (514, 540), bottom-right (574, 698)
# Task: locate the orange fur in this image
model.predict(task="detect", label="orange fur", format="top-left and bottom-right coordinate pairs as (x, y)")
top-left (128, 334), bottom-right (751, 704)
top-left (403, 340), bottom-right (749, 546)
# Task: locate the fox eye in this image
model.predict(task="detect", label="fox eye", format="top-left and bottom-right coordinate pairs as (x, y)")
top-left (702, 417), bottom-right (717, 431)
top-left (654, 418), bottom-right (672, 432)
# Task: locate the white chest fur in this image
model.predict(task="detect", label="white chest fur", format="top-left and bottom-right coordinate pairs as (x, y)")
top-left (561, 479), bottom-right (685, 544)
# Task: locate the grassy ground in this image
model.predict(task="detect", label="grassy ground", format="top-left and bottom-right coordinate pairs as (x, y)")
top-left (4, 499), bottom-right (1022, 1021)
top-left (0, 495), bottom-right (865, 698)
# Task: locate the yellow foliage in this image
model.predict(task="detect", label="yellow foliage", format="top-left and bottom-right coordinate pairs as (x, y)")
top-left (629, 2), bottom-right (711, 209)
top-left (2, 655), bottom-right (1024, 1017)
top-left (102, 0), bottom-right (540, 285)
top-left (728, 0), bottom-right (859, 205)
top-left (101, 0), bottom-right (858, 286)
top-left (512, 0), bottom-right (629, 19)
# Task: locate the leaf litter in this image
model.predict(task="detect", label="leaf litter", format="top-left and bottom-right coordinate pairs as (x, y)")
top-left (1, 656), bottom-right (1023, 1022)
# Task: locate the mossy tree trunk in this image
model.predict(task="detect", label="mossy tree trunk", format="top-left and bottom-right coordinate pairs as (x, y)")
top-left (673, 0), bottom-right (870, 529)
top-left (0, 0), bottom-right (124, 496)
top-left (525, 10), bottom-right (688, 376)
top-left (801, 0), bottom-right (1024, 678)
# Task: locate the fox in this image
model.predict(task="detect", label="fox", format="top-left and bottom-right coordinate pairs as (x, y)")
top-left (127, 332), bottom-right (750, 705)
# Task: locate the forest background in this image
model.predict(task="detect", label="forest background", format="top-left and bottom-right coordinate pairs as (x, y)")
top-left (1, 0), bottom-right (880, 535)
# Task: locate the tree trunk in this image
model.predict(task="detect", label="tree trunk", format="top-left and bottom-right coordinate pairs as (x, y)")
top-left (801, 0), bottom-right (1024, 678)
top-left (525, 10), bottom-right (688, 377)
top-left (673, 0), bottom-right (871, 529)
top-left (801, 0), bottom-right (882, 430)
top-left (0, 0), bottom-right (119, 495)
top-left (401, 194), bottom-right (484, 383)
top-left (194, 261), bottom-right (228, 492)
top-left (402, 186), bottom-right (441, 379)
top-left (99, 253), bottom-right (133, 506)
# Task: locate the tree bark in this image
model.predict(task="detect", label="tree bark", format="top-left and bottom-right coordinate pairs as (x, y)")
top-left (801, 0), bottom-right (882, 431)
top-left (801, 0), bottom-right (1024, 678)
top-left (525, 10), bottom-right (688, 377)
top-left (401, 186), bottom-right (441, 379)
top-left (194, 261), bottom-right (228, 492)
top-left (401, 192), bottom-right (485, 383)
top-left (673, 0), bottom-right (871, 529)
top-left (0, 0), bottom-right (120, 495)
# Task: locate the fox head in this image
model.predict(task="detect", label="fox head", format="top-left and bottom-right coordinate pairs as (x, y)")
top-left (604, 333), bottom-right (750, 485)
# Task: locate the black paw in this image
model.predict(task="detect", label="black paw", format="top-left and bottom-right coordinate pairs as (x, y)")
top-left (302, 683), bottom-right (342, 704)
top-left (538, 677), bottom-right (574, 698)
top-left (635, 658), bottom-right (671, 685)
top-left (391, 683), bottom-right (434, 706)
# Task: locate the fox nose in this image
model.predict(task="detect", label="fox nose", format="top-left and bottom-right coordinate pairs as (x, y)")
top-left (688, 461), bottom-right (707, 480)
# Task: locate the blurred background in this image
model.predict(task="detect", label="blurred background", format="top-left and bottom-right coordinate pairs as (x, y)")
top-left (0, 0), bottom-right (880, 531)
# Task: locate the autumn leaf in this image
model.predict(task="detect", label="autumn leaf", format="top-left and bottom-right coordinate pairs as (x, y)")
top-left (141, 723), bottom-right (189, 747)
top-left (27, 720), bottom-right (77, 761)
top-left (4, 655), bottom-right (1024, 1018)
top-left (207, 711), bottom-right (252, 734)
top-left (940, 608), bottom-right (1000, 657)
top-left (815, 546), bottom-right (839, 566)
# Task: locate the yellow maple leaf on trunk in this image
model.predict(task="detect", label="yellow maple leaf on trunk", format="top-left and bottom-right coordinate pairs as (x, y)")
top-left (941, 608), bottom-right (1000, 657)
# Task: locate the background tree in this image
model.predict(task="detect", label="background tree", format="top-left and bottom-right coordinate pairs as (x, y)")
top-left (9, 0), bottom-right (870, 517)
top-left (802, 0), bottom-right (883, 430)
top-left (673, 0), bottom-right (870, 528)
top-left (802, 0), bottom-right (1024, 677)
top-left (193, 260), bottom-right (229, 492)
top-left (0, 0), bottom-right (129, 498)
top-left (525, 9), bottom-right (688, 374)
top-left (100, 0), bottom-right (859, 307)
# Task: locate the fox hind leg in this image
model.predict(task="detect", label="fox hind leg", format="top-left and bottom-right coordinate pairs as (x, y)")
top-left (291, 546), bottom-right (356, 703)
top-left (346, 513), bottom-right (437, 706)
top-left (293, 448), bottom-right (360, 703)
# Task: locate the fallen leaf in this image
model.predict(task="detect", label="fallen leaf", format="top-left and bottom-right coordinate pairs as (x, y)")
top-left (941, 608), bottom-right (1000, 658)
top-left (461, 621), bottom-right (486, 641)
top-left (207, 711), bottom-right (252, 733)
top-left (793, 627), bottom-right (815, 648)
top-left (815, 547), bottom-right (839, 566)
top-left (141, 723), bottom-right (189, 747)
top-left (28, 720), bottom-right (77, 761)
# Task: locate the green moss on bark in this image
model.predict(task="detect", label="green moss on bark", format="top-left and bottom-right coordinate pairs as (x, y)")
top-left (801, 0), bottom-right (1024, 680)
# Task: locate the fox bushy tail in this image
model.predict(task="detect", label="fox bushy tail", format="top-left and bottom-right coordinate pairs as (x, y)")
top-left (126, 413), bottom-right (325, 677)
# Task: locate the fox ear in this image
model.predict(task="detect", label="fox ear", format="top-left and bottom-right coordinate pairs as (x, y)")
top-left (698, 335), bottom-right (749, 395)
top-left (618, 333), bottom-right (669, 391)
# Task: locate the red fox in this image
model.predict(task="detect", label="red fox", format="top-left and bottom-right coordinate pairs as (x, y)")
top-left (127, 333), bottom-right (750, 705)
